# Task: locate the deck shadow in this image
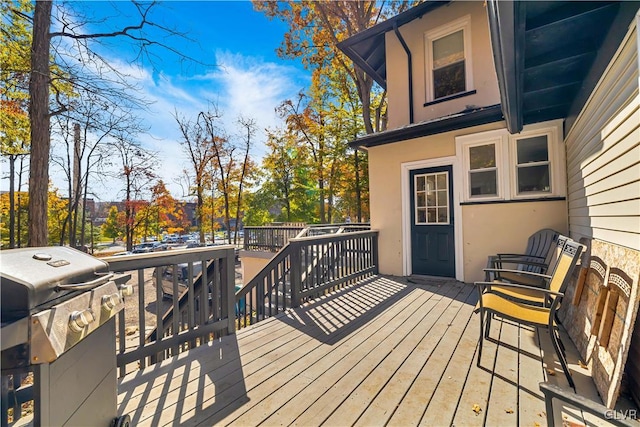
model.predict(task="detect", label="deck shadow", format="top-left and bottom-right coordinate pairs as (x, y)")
top-left (275, 275), bottom-right (474, 345)
top-left (118, 335), bottom-right (248, 426)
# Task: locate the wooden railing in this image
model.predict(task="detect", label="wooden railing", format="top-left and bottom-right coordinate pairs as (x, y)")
top-left (235, 230), bottom-right (378, 329)
top-left (104, 246), bottom-right (236, 377)
top-left (243, 223), bottom-right (371, 252)
top-left (243, 226), bottom-right (306, 252)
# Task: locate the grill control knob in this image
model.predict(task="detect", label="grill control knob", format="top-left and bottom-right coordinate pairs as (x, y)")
top-left (69, 309), bottom-right (95, 333)
top-left (120, 284), bottom-right (134, 297)
top-left (101, 293), bottom-right (121, 311)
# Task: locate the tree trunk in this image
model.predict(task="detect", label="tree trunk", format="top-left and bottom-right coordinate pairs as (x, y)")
top-left (17, 156), bottom-right (24, 247)
top-left (355, 149), bottom-right (361, 223)
top-left (28, 0), bottom-right (52, 247)
top-left (197, 187), bottom-right (204, 243)
top-left (8, 155), bottom-right (16, 248)
top-left (79, 169), bottom-right (90, 248)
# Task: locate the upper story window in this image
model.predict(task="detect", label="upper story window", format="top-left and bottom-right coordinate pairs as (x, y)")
top-left (425, 16), bottom-right (473, 102)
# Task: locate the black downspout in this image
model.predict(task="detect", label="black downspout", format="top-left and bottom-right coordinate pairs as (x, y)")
top-left (393, 22), bottom-right (414, 124)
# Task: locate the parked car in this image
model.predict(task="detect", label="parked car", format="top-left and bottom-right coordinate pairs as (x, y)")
top-left (132, 242), bottom-right (155, 253)
top-left (152, 243), bottom-right (169, 251)
top-left (112, 251), bottom-right (132, 256)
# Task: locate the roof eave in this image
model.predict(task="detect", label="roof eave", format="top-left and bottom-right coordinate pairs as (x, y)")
top-left (349, 105), bottom-right (504, 149)
top-left (487, 0), bottom-right (524, 134)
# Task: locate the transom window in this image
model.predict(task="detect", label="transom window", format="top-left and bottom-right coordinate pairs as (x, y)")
top-left (415, 172), bottom-right (449, 224)
top-left (469, 143), bottom-right (497, 197)
top-left (515, 135), bottom-right (551, 194)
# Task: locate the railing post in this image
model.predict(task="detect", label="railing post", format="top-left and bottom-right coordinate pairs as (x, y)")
top-left (223, 248), bottom-right (236, 334)
top-left (372, 232), bottom-right (379, 275)
top-left (290, 241), bottom-right (302, 308)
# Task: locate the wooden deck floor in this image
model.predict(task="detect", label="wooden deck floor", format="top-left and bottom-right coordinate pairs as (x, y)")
top-left (117, 275), bottom-right (609, 426)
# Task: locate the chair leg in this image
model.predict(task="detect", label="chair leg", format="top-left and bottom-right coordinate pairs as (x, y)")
top-left (550, 326), bottom-right (575, 390)
top-left (484, 312), bottom-right (492, 339)
top-left (478, 309), bottom-right (484, 367)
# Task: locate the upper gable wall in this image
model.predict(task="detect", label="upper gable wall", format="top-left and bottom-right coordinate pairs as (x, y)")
top-left (385, 1), bottom-right (500, 130)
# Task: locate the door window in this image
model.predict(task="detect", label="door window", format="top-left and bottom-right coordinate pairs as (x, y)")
top-left (415, 171), bottom-right (449, 225)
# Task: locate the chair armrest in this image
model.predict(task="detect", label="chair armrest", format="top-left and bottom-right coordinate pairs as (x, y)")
top-left (489, 259), bottom-right (549, 268)
top-left (475, 281), bottom-right (563, 297)
top-left (539, 382), bottom-right (638, 427)
top-left (496, 253), bottom-right (546, 260)
top-left (483, 268), bottom-right (552, 280)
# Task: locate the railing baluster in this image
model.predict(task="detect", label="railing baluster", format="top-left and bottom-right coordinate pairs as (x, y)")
top-left (200, 260), bottom-right (208, 344)
top-left (137, 268), bottom-right (146, 369)
top-left (171, 264), bottom-right (180, 355)
top-left (155, 267), bottom-right (164, 362)
top-left (186, 262), bottom-right (195, 349)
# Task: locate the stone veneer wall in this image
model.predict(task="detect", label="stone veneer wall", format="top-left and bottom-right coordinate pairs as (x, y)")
top-left (560, 239), bottom-right (640, 408)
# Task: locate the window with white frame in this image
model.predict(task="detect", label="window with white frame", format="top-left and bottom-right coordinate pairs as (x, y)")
top-left (456, 121), bottom-right (564, 203)
top-left (469, 143), bottom-right (498, 197)
top-left (425, 16), bottom-right (472, 102)
top-left (513, 135), bottom-right (551, 194)
top-left (415, 172), bottom-right (450, 224)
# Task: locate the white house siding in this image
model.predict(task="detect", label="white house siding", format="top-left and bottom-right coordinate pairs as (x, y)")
top-left (563, 20), bottom-right (640, 408)
top-left (565, 23), bottom-right (639, 249)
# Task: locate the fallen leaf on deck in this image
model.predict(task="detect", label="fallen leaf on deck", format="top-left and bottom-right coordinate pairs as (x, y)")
top-left (546, 369), bottom-right (556, 376)
top-left (505, 408), bottom-right (514, 414)
top-left (472, 404), bottom-right (482, 415)
top-left (534, 423), bottom-right (541, 427)
top-left (578, 360), bottom-right (588, 369)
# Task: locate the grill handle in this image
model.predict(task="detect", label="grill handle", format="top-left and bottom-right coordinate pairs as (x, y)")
top-left (55, 273), bottom-right (114, 291)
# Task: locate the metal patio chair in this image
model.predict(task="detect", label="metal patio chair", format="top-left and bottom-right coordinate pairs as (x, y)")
top-left (476, 239), bottom-right (586, 389)
top-left (486, 228), bottom-right (561, 282)
top-left (482, 235), bottom-right (570, 304)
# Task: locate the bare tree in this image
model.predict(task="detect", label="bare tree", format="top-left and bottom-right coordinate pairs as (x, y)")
top-left (51, 89), bottom-right (144, 247)
top-left (111, 138), bottom-right (157, 251)
top-left (234, 116), bottom-right (256, 244)
top-left (174, 108), bottom-right (218, 244)
top-left (27, 0), bottom-right (200, 246)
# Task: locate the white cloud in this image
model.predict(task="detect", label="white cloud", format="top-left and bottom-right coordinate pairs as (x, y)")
top-left (109, 50), bottom-right (306, 201)
top-left (3, 49), bottom-right (307, 203)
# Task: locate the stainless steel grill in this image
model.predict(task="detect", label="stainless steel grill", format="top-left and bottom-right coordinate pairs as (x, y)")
top-left (1, 247), bottom-right (130, 426)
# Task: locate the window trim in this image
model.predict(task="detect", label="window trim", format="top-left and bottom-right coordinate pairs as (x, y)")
top-left (455, 120), bottom-right (565, 203)
top-left (457, 129), bottom-right (509, 202)
top-left (424, 15), bottom-right (473, 103)
top-left (414, 171), bottom-right (451, 225)
top-left (509, 122), bottom-right (563, 200)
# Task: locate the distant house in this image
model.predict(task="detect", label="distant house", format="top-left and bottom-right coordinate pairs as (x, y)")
top-left (339, 0), bottom-right (639, 407)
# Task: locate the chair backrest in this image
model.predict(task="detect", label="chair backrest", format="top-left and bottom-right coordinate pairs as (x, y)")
top-left (542, 234), bottom-right (569, 275)
top-left (520, 229), bottom-right (561, 272)
top-left (548, 239), bottom-right (586, 294)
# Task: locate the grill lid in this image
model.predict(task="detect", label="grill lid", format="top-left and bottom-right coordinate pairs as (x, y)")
top-left (1, 247), bottom-right (109, 322)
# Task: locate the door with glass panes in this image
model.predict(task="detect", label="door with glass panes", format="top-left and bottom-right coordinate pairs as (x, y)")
top-left (410, 166), bottom-right (455, 277)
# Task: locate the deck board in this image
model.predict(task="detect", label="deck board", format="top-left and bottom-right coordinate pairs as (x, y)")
top-left (117, 275), bottom-right (611, 426)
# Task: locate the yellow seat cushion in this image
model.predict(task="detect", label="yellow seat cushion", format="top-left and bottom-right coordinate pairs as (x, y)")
top-left (479, 292), bottom-right (552, 326)
top-left (487, 283), bottom-right (545, 304)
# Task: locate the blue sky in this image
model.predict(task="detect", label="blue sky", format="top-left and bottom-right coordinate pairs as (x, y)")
top-left (52, 1), bottom-right (311, 201)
